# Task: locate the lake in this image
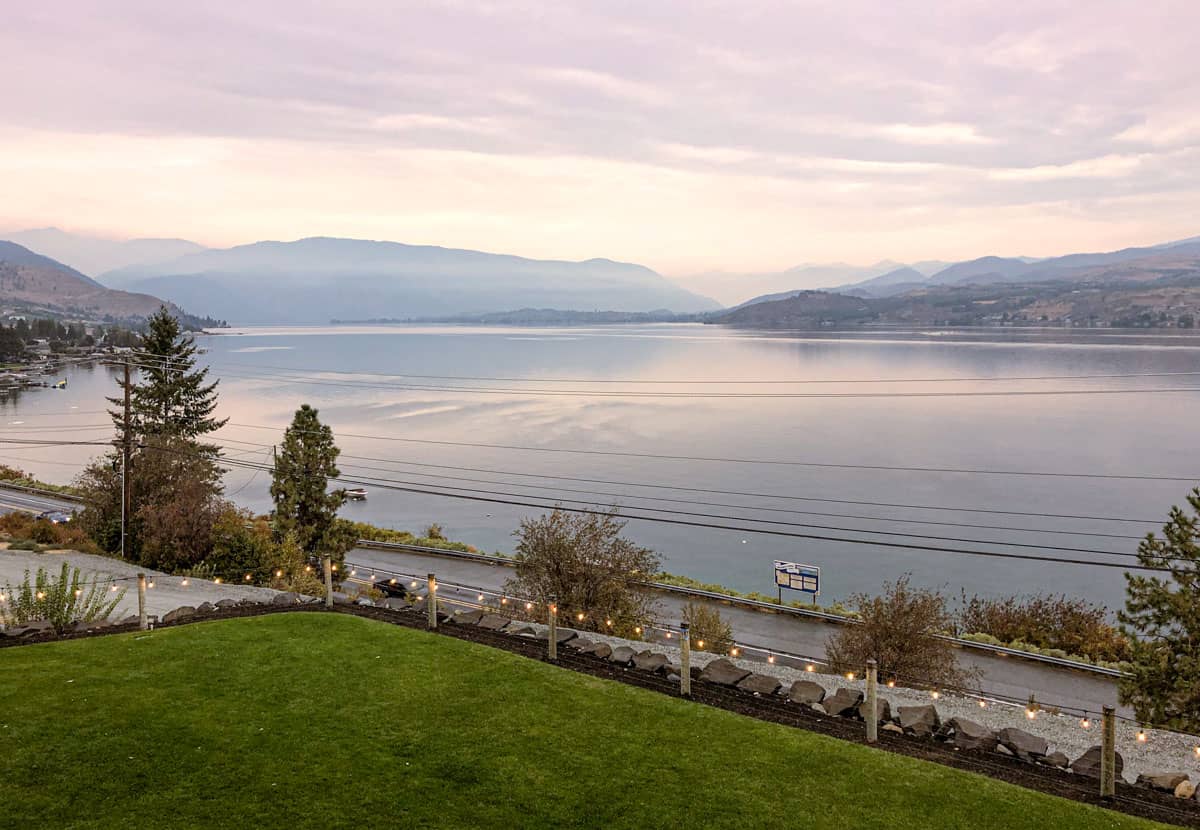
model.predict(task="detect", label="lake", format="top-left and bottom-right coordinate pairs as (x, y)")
top-left (5, 323), bottom-right (1200, 611)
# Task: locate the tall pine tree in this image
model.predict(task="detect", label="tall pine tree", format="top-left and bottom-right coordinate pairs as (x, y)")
top-left (109, 307), bottom-right (226, 446)
top-left (270, 405), bottom-right (349, 564)
top-left (1119, 487), bottom-right (1200, 732)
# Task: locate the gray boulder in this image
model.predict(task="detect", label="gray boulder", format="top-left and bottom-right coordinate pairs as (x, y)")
top-left (788, 680), bottom-right (826, 706)
top-left (1137, 772), bottom-right (1190, 793)
top-left (215, 598), bottom-right (239, 609)
top-left (196, 601), bottom-right (216, 614)
top-left (238, 598), bottom-right (259, 607)
top-left (824, 688), bottom-right (864, 717)
top-left (162, 606), bottom-right (196, 624)
top-left (380, 597), bottom-right (409, 610)
top-left (737, 673), bottom-right (782, 695)
top-left (354, 597), bottom-right (376, 606)
top-left (996, 744), bottom-right (1014, 757)
top-left (1043, 752), bottom-right (1069, 769)
top-left (569, 638), bottom-right (595, 651)
top-left (537, 628), bottom-right (578, 645)
top-left (699, 658), bottom-right (752, 687)
top-left (997, 727), bottom-right (1048, 763)
top-left (580, 642), bottom-right (613, 659)
top-left (898, 704), bottom-right (941, 737)
top-left (948, 718), bottom-right (997, 752)
top-left (609, 646), bottom-right (637, 665)
top-left (450, 609), bottom-right (485, 625)
top-left (1071, 745), bottom-right (1123, 779)
top-left (476, 614), bottom-right (510, 631)
top-left (633, 651), bottom-right (670, 672)
top-left (504, 624), bottom-right (538, 637)
top-left (271, 592), bottom-right (300, 606)
top-left (854, 697), bottom-right (891, 723)
top-left (882, 722), bottom-right (904, 734)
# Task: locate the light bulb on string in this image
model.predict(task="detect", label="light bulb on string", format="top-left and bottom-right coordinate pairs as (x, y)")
top-left (730, 648), bottom-right (740, 657)
top-left (767, 655), bottom-right (776, 664)
top-left (697, 640), bottom-right (705, 648)
top-left (845, 672), bottom-right (855, 681)
top-left (1136, 729), bottom-right (1147, 743)
top-left (931, 690), bottom-right (940, 700)
top-left (886, 680), bottom-right (896, 689)
top-left (181, 578), bottom-right (189, 587)
top-left (1080, 717), bottom-right (1090, 729)
top-left (805, 664), bottom-right (815, 673)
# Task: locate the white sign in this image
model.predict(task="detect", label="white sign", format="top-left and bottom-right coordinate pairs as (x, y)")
top-left (774, 560), bottom-right (820, 595)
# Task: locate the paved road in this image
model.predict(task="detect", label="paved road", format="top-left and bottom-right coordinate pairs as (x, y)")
top-left (346, 545), bottom-right (1126, 717)
top-left (0, 487), bottom-right (1126, 716)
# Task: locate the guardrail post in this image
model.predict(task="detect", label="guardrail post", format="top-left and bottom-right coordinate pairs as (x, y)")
top-left (680, 621), bottom-right (691, 697)
top-left (427, 573), bottom-right (438, 629)
top-left (1101, 706), bottom-right (1116, 798)
top-left (323, 556), bottom-right (333, 608)
top-left (137, 573), bottom-right (147, 631)
top-left (547, 598), bottom-right (558, 661)
top-left (865, 659), bottom-right (878, 743)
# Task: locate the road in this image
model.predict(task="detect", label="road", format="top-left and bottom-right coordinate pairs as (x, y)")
top-left (346, 545), bottom-right (1127, 717)
top-left (0, 486), bottom-right (1126, 716)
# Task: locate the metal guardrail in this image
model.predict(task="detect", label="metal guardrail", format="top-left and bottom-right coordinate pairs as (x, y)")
top-left (0, 481), bottom-right (86, 504)
top-left (354, 538), bottom-right (1125, 678)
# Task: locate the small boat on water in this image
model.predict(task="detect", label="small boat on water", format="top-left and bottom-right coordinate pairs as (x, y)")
top-left (345, 488), bottom-right (368, 501)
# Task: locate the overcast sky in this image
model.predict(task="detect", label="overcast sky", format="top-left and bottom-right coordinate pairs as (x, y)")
top-left (3, 1), bottom-right (1198, 288)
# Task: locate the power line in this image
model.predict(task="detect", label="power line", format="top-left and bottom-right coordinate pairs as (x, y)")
top-left (218, 421), bottom-right (1200, 482)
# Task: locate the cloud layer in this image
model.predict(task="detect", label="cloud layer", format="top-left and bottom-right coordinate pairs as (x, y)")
top-left (2, 0), bottom-right (1198, 292)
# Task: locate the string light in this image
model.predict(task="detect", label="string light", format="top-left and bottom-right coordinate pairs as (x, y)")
top-left (147, 581), bottom-right (155, 589)
top-left (1136, 730), bottom-right (1147, 743)
top-left (767, 655), bottom-right (776, 664)
top-left (930, 690), bottom-right (940, 700)
top-left (244, 574), bottom-right (252, 582)
top-left (110, 585), bottom-right (117, 592)
top-left (805, 664), bottom-right (815, 673)
top-left (181, 578), bottom-right (189, 586)
top-left (214, 578), bottom-right (221, 584)
top-left (305, 565), bottom-right (313, 573)
top-left (36, 591), bottom-right (45, 599)
top-left (478, 594), bottom-right (486, 602)
top-left (1025, 708), bottom-right (1038, 720)
top-left (697, 640), bottom-right (705, 648)
top-left (331, 564), bottom-right (338, 572)
top-left (501, 598), bottom-right (508, 605)
top-left (979, 700), bottom-right (988, 708)
top-left (525, 602), bottom-right (533, 611)
top-left (605, 619), bottom-right (612, 627)
top-left (369, 574), bottom-right (376, 582)
top-left (634, 626), bottom-right (642, 635)
top-left (886, 680), bottom-right (896, 689)
top-left (730, 648), bottom-right (740, 657)
top-left (275, 570), bottom-right (283, 578)
top-left (411, 581), bottom-right (418, 588)
top-left (350, 570), bottom-right (357, 576)
top-left (576, 612), bottom-right (585, 621)
top-left (1194, 746), bottom-right (1199, 757)
top-left (665, 631), bottom-right (672, 638)
top-left (74, 589), bottom-right (82, 597)
top-left (845, 672), bottom-right (855, 681)
top-left (1080, 717), bottom-right (1090, 729)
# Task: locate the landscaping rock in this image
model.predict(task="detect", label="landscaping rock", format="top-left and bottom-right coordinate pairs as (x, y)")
top-left (215, 598), bottom-right (239, 609)
top-left (947, 718), bottom-right (997, 753)
top-left (609, 646), bottom-right (637, 665)
top-left (578, 641), bottom-right (613, 659)
top-left (660, 663), bottom-right (681, 677)
top-left (238, 598), bottom-right (259, 607)
top-left (854, 697), bottom-right (891, 723)
top-left (897, 704), bottom-right (941, 737)
top-left (505, 624), bottom-right (538, 637)
top-left (997, 727), bottom-right (1048, 763)
top-left (162, 606), bottom-right (196, 624)
top-left (569, 638), bottom-right (595, 651)
top-left (476, 614), bottom-right (511, 631)
top-left (1175, 780), bottom-right (1196, 800)
top-left (537, 628), bottom-right (578, 645)
top-left (380, 597), bottom-right (409, 610)
top-left (1137, 772), bottom-right (1190, 793)
top-left (787, 680), bottom-right (826, 706)
top-left (354, 597), bottom-right (376, 606)
top-left (633, 651), bottom-right (670, 672)
top-left (882, 722), bottom-right (904, 734)
top-left (197, 602), bottom-right (216, 614)
top-left (810, 703), bottom-right (827, 715)
top-left (699, 658), bottom-right (752, 687)
top-left (116, 615), bottom-right (140, 627)
top-left (824, 688), bottom-right (864, 718)
top-left (1044, 752), bottom-right (1069, 769)
top-left (450, 609), bottom-right (485, 625)
top-left (1071, 746), bottom-right (1122, 779)
top-left (737, 673), bottom-right (782, 696)
top-left (271, 592), bottom-right (300, 606)
top-left (996, 744), bottom-right (1014, 757)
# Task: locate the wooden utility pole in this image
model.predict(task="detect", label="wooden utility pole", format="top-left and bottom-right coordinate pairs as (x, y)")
top-left (1101, 707), bottom-right (1117, 798)
top-left (121, 362), bottom-right (132, 560)
top-left (679, 621), bottom-right (692, 697)
top-left (865, 659), bottom-right (879, 743)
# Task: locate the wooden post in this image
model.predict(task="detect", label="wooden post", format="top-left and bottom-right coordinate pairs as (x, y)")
top-left (323, 556), bottom-right (333, 608)
top-left (426, 573), bottom-right (437, 629)
top-left (680, 621), bottom-right (692, 697)
top-left (547, 599), bottom-right (558, 661)
top-left (1101, 706), bottom-right (1116, 798)
top-left (865, 659), bottom-right (879, 744)
top-left (137, 573), bottom-right (147, 631)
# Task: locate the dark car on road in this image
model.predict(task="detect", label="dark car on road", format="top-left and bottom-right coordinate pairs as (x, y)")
top-left (37, 509), bottom-right (75, 524)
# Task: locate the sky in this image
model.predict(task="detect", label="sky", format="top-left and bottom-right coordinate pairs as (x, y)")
top-left (3, 0), bottom-right (1199, 300)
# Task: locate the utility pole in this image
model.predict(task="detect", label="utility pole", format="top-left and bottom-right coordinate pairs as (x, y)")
top-left (121, 361), bottom-right (132, 560)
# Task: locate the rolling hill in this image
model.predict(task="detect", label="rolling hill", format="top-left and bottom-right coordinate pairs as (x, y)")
top-left (2, 228), bottom-right (207, 277)
top-left (101, 237), bottom-right (720, 324)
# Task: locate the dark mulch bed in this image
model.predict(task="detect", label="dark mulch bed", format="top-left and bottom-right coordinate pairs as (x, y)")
top-left (4, 601), bottom-right (1197, 828)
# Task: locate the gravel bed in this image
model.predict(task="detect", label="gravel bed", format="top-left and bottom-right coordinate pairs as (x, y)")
top-left (525, 623), bottom-right (1200, 785)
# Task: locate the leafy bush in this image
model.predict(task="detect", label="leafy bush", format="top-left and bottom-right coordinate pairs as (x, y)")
top-left (1, 562), bottom-right (126, 633)
top-left (30, 520), bottom-right (59, 545)
top-left (826, 575), bottom-right (974, 690)
top-left (682, 602), bottom-right (733, 654)
top-left (7, 540), bottom-right (41, 551)
top-left (348, 520), bottom-right (478, 553)
top-left (955, 591), bottom-right (1129, 663)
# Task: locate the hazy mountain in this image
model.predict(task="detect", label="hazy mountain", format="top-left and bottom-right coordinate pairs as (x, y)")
top-left (0, 240), bottom-right (201, 322)
top-left (926, 256), bottom-right (1033, 286)
top-left (101, 237), bottom-right (720, 324)
top-left (3, 228), bottom-right (207, 277)
top-left (680, 260), bottom-right (905, 306)
top-left (836, 266), bottom-right (926, 298)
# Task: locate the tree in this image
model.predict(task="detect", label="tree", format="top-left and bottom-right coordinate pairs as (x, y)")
top-left (111, 307), bottom-right (225, 445)
top-left (270, 404), bottom-right (349, 567)
top-left (682, 602), bottom-right (733, 654)
top-left (1119, 488), bottom-right (1200, 732)
top-left (826, 575), bottom-right (973, 689)
top-left (504, 508), bottom-right (659, 637)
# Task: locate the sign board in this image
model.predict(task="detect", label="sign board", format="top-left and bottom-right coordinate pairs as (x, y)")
top-left (774, 560), bottom-right (820, 596)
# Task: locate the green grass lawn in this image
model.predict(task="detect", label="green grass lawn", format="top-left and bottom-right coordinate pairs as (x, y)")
top-left (0, 613), bottom-right (1170, 830)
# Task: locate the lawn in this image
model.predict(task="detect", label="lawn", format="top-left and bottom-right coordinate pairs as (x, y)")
top-left (0, 613), bottom-right (1169, 830)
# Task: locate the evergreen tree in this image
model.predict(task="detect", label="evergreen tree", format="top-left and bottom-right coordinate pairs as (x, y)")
top-left (270, 405), bottom-right (349, 565)
top-left (110, 307), bottom-right (225, 444)
top-left (1119, 488), bottom-right (1200, 732)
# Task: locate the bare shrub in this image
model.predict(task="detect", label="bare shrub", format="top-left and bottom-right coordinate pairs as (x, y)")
top-left (826, 575), bottom-right (973, 690)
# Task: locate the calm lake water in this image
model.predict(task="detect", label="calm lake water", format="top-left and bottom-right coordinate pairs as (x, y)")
top-left (6, 323), bottom-right (1200, 610)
